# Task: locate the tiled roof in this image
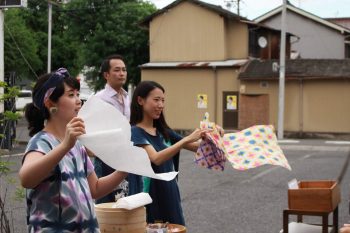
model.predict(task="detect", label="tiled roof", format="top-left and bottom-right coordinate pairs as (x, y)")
top-left (239, 59), bottom-right (350, 80)
top-left (254, 3), bottom-right (350, 35)
top-left (140, 59), bottom-right (248, 68)
top-left (140, 0), bottom-right (246, 27)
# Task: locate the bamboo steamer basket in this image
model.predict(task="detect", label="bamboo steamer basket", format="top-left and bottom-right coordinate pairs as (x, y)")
top-left (168, 223), bottom-right (186, 233)
top-left (95, 202), bottom-right (146, 233)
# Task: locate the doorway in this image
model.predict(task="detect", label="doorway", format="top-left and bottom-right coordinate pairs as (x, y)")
top-left (223, 91), bottom-right (239, 129)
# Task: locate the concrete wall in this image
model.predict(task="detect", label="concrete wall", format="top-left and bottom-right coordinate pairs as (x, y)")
top-left (302, 80), bottom-right (350, 132)
top-left (225, 20), bottom-right (249, 59)
top-left (240, 79), bottom-right (350, 133)
top-left (141, 70), bottom-right (350, 133)
top-left (260, 11), bottom-right (345, 59)
top-left (141, 68), bottom-right (240, 129)
top-left (149, 1), bottom-right (226, 62)
top-left (148, 1), bottom-right (250, 62)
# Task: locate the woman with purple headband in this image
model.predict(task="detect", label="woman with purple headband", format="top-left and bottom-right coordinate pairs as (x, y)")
top-left (19, 68), bottom-right (127, 232)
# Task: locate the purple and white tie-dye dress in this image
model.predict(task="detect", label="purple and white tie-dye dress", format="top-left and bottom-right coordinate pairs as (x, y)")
top-left (24, 131), bottom-right (99, 233)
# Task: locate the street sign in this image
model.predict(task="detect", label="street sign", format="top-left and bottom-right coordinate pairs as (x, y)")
top-left (0, 0), bottom-right (27, 8)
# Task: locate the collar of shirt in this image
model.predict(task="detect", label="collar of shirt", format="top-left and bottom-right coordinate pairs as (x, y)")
top-left (104, 83), bottom-right (128, 98)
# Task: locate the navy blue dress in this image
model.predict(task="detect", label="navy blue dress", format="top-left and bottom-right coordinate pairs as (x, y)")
top-left (128, 126), bottom-right (185, 225)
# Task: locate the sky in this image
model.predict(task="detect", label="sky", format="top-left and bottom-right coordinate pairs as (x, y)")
top-left (148, 0), bottom-right (350, 20)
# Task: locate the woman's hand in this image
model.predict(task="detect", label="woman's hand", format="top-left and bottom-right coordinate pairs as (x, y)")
top-left (340, 224), bottom-right (350, 233)
top-left (61, 117), bottom-right (86, 149)
top-left (184, 128), bottom-right (208, 144)
top-left (216, 125), bottom-right (225, 137)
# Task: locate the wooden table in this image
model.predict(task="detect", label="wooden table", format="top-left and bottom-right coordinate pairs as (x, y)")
top-left (282, 207), bottom-right (338, 233)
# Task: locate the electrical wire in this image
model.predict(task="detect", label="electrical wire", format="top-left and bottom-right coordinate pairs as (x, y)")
top-left (4, 21), bottom-right (39, 79)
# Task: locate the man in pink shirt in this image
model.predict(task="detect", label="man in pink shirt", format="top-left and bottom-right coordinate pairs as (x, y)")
top-left (94, 54), bottom-right (130, 203)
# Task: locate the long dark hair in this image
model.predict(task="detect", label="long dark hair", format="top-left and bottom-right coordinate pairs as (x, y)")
top-left (130, 81), bottom-right (171, 141)
top-left (25, 73), bottom-right (80, 137)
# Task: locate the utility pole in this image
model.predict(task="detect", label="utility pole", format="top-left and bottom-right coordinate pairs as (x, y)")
top-left (236, 0), bottom-right (240, 16)
top-left (278, 0), bottom-right (287, 139)
top-left (224, 0), bottom-right (241, 16)
top-left (0, 9), bottom-right (4, 113)
top-left (48, 1), bottom-right (52, 73)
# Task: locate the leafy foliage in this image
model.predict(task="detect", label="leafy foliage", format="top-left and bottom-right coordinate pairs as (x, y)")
top-left (5, 0), bottom-right (157, 89)
top-left (4, 8), bottom-right (42, 80)
top-left (63, 0), bottom-right (157, 90)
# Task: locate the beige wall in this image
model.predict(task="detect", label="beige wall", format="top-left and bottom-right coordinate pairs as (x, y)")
top-left (225, 20), bottom-right (249, 59)
top-left (142, 69), bottom-right (215, 129)
top-left (141, 68), bottom-right (240, 129)
top-left (241, 79), bottom-right (350, 133)
top-left (141, 68), bottom-right (350, 133)
top-left (149, 2), bottom-right (226, 62)
top-left (302, 80), bottom-right (350, 132)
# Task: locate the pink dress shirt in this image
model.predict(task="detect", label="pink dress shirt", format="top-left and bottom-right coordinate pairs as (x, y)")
top-left (95, 83), bottom-right (130, 120)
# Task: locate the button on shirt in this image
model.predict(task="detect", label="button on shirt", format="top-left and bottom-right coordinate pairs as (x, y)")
top-left (95, 84), bottom-right (130, 120)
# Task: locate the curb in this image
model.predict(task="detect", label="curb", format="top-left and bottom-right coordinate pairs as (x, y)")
top-left (280, 144), bottom-right (350, 152)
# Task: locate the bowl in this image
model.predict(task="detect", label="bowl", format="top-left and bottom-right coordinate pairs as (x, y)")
top-left (168, 224), bottom-right (186, 233)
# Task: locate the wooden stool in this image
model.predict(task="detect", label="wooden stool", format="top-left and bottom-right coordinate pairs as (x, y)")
top-left (282, 207), bottom-right (338, 233)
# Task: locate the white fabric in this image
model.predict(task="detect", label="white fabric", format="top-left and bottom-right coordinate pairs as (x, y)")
top-left (78, 96), bottom-right (178, 181)
top-left (112, 193), bottom-right (152, 210)
top-left (279, 222), bottom-right (332, 233)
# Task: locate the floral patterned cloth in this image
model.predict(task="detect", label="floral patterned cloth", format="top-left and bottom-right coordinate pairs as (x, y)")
top-left (195, 115), bottom-right (291, 171)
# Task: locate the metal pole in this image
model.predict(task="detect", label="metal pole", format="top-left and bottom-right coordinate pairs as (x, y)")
top-left (278, 0), bottom-right (287, 139)
top-left (0, 10), bottom-right (4, 113)
top-left (48, 2), bottom-right (52, 73)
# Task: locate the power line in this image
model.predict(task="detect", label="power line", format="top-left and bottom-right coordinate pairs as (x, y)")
top-left (4, 21), bottom-right (39, 79)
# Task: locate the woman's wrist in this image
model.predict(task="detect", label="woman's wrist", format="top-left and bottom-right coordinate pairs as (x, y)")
top-left (182, 136), bottom-right (191, 146)
top-left (56, 142), bottom-right (72, 158)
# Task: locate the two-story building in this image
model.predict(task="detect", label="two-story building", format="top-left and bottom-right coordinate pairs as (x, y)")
top-left (139, 0), bottom-right (292, 131)
top-left (254, 2), bottom-right (350, 59)
top-left (238, 59), bottom-right (350, 135)
top-left (139, 0), bottom-right (350, 136)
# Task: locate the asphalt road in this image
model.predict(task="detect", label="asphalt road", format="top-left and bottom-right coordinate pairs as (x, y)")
top-left (1, 141), bottom-right (350, 233)
top-left (179, 144), bottom-right (350, 233)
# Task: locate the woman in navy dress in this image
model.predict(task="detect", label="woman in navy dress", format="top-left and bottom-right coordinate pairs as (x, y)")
top-left (128, 81), bottom-right (208, 225)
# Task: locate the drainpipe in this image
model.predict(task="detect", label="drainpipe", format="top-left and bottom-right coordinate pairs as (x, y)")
top-left (213, 66), bottom-right (218, 123)
top-left (298, 78), bottom-right (303, 137)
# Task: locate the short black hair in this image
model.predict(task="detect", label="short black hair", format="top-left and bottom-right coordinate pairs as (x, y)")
top-left (99, 54), bottom-right (125, 78)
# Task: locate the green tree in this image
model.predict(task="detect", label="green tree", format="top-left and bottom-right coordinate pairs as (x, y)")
top-left (4, 8), bottom-right (42, 80)
top-left (63, 0), bottom-right (157, 90)
top-left (4, 0), bottom-right (157, 88)
top-left (21, 0), bottom-right (81, 78)
top-left (4, 1), bottom-right (80, 81)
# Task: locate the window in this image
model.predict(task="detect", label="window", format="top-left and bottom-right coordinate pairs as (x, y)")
top-left (345, 43), bottom-right (350, 58)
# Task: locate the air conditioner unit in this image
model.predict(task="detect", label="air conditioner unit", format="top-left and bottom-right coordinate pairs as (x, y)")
top-left (0, 0), bottom-right (27, 8)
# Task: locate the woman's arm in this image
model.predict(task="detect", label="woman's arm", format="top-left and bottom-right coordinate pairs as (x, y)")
top-left (88, 171), bottom-right (128, 199)
top-left (19, 144), bottom-right (71, 188)
top-left (183, 141), bottom-right (200, 152)
top-left (143, 129), bottom-right (205, 166)
top-left (182, 125), bottom-right (224, 152)
top-left (19, 117), bottom-right (86, 189)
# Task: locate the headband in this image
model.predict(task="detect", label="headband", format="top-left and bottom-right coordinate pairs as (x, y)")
top-left (33, 68), bottom-right (70, 113)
